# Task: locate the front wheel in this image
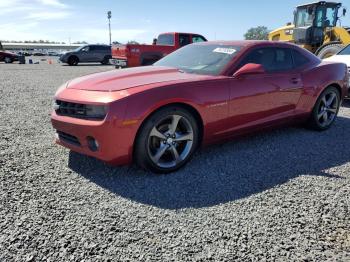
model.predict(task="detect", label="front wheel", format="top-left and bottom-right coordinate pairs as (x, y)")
top-left (308, 86), bottom-right (340, 131)
top-left (68, 56), bottom-right (79, 66)
top-left (135, 106), bottom-right (199, 173)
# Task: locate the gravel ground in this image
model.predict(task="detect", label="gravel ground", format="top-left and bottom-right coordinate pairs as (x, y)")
top-left (1, 61), bottom-right (350, 261)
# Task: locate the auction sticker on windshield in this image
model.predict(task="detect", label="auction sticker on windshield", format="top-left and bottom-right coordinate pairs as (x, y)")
top-left (213, 47), bottom-right (237, 55)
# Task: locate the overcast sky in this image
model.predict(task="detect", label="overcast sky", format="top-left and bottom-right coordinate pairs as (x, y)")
top-left (1, 0), bottom-right (349, 44)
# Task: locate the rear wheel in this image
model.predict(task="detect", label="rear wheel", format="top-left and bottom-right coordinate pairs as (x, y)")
top-left (316, 44), bottom-right (344, 59)
top-left (101, 55), bottom-right (111, 65)
top-left (135, 106), bottom-right (199, 173)
top-left (308, 86), bottom-right (340, 130)
top-left (68, 56), bottom-right (79, 66)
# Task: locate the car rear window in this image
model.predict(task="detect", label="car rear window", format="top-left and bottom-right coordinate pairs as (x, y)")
top-left (157, 34), bottom-right (174, 46)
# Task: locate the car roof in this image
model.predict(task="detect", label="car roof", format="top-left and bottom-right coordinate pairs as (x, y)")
top-left (195, 40), bottom-right (297, 48)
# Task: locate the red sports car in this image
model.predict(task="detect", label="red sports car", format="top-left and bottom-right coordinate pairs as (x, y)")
top-left (51, 41), bottom-right (349, 173)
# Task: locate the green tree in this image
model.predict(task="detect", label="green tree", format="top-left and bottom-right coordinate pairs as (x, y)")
top-left (244, 26), bottom-right (269, 40)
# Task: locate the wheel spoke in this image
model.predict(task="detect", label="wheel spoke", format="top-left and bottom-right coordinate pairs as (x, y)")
top-left (150, 126), bottom-right (166, 140)
top-left (321, 96), bottom-right (327, 106)
top-left (322, 111), bottom-right (329, 122)
top-left (174, 132), bottom-right (193, 142)
top-left (326, 93), bottom-right (336, 107)
top-left (326, 108), bottom-right (337, 114)
top-left (170, 145), bottom-right (180, 163)
top-left (168, 115), bottom-right (182, 134)
top-left (318, 111), bottom-right (325, 120)
top-left (151, 144), bottom-right (168, 163)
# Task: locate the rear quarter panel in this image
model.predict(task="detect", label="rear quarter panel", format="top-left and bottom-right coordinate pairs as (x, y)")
top-left (296, 61), bottom-right (348, 114)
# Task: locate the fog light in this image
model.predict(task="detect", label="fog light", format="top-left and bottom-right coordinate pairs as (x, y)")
top-left (87, 136), bottom-right (99, 152)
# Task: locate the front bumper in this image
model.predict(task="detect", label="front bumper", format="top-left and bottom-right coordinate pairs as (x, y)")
top-left (110, 58), bottom-right (127, 67)
top-left (51, 111), bottom-right (132, 166)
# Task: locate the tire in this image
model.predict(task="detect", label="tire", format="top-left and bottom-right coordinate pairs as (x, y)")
top-left (308, 86), bottom-right (340, 131)
top-left (4, 57), bottom-right (13, 63)
top-left (316, 44), bottom-right (344, 59)
top-left (134, 106), bottom-right (199, 173)
top-left (101, 55), bottom-right (111, 65)
top-left (68, 56), bottom-right (79, 66)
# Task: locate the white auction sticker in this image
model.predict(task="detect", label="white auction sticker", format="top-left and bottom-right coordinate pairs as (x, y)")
top-left (213, 47), bottom-right (236, 55)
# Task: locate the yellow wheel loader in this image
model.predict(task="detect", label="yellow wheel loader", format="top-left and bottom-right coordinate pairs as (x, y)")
top-left (269, 1), bottom-right (350, 58)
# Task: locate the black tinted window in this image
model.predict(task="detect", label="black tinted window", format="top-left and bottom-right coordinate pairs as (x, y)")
top-left (179, 34), bottom-right (191, 47)
top-left (157, 34), bottom-right (174, 46)
top-left (239, 47), bottom-right (293, 72)
top-left (192, 35), bottom-right (206, 43)
top-left (292, 49), bottom-right (309, 67)
top-left (89, 45), bottom-right (97, 51)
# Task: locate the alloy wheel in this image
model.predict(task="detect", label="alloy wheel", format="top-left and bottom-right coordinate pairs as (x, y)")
top-left (147, 114), bottom-right (194, 168)
top-left (317, 90), bottom-right (339, 128)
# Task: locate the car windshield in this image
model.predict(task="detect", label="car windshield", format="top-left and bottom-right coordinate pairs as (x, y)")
top-left (338, 45), bottom-right (350, 55)
top-left (295, 7), bottom-right (314, 27)
top-left (154, 44), bottom-right (241, 75)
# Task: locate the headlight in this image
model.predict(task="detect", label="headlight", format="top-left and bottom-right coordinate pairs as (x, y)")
top-left (53, 99), bottom-right (108, 120)
top-left (85, 104), bottom-right (107, 119)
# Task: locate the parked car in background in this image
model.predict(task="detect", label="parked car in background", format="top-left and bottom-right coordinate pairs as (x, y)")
top-left (0, 50), bottom-right (19, 63)
top-left (0, 41), bottom-right (18, 63)
top-left (324, 44), bottom-right (350, 96)
top-left (110, 32), bottom-right (207, 68)
top-left (47, 51), bottom-right (60, 56)
top-left (59, 45), bottom-right (112, 66)
top-left (51, 41), bottom-right (348, 173)
top-left (33, 51), bottom-right (46, 56)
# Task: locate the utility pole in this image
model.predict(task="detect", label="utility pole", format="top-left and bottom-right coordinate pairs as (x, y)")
top-left (107, 11), bottom-right (112, 46)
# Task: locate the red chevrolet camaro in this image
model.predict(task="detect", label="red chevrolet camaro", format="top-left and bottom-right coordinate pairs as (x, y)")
top-left (51, 41), bottom-right (349, 173)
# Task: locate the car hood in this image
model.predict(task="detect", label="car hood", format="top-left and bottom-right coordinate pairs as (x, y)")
top-left (67, 66), bottom-right (213, 92)
top-left (324, 55), bottom-right (350, 66)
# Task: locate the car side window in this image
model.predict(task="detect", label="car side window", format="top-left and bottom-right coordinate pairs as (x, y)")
top-left (81, 46), bottom-right (89, 52)
top-left (192, 35), bottom-right (206, 43)
top-left (179, 34), bottom-right (191, 47)
top-left (292, 49), bottom-right (309, 68)
top-left (89, 46), bottom-right (97, 51)
top-left (238, 47), bottom-right (293, 73)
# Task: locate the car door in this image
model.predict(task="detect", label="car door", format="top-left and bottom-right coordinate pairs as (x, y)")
top-left (88, 45), bottom-right (101, 62)
top-left (227, 47), bottom-right (303, 131)
top-left (79, 46), bottom-right (91, 62)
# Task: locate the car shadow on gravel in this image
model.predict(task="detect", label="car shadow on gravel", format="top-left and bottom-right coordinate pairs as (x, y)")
top-left (68, 116), bottom-right (350, 209)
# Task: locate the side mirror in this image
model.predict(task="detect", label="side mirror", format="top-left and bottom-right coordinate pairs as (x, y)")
top-left (233, 63), bottom-right (266, 78)
top-left (343, 8), bottom-right (347, 16)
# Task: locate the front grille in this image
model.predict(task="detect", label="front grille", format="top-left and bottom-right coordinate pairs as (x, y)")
top-left (55, 100), bottom-right (104, 120)
top-left (57, 131), bottom-right (81, 146)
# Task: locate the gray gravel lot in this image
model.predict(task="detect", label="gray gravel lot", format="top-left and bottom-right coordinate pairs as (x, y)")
top-left (0, 61), bottom-right (350, 261)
